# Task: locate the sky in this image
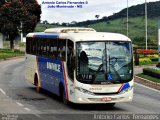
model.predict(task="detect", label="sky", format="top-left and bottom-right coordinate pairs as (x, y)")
top-left (37, 0), bottom-right (160, 23)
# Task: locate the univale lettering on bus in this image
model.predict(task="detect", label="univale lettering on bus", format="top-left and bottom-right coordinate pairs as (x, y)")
top-left (47, 62), bottom-right (60, 72)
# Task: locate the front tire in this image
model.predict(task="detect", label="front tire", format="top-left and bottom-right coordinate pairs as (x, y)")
top-left (60, 86), bottom-right (69, 105)
top-left (63, 90), bottom-right (69, 105)
top-left (35, 75), bottom-right (41, 93)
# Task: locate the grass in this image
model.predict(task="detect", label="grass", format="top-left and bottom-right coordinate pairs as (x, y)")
top-left (0, 49), bottom-right (24, 60)
top-left (134, 61), bottom-right (158, 66)
top-left (137, 73), bottom-right (160, 83)
top-left (139, 61), bottom-right (158, 66)
top-left (87, 17), bottom-right (158, 40)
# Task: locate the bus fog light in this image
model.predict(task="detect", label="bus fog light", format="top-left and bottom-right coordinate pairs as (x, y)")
top-left (129, 96), bottom-right (132, 100)
top-left (78, 97), bottom-right (83, 101)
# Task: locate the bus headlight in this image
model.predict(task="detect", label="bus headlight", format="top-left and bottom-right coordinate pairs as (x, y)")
top-left (119, 86), bottom-right (133, 94)
top-left (75, 87), bottom-right (94, 95)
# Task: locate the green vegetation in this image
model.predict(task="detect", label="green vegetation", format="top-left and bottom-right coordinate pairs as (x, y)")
top-left (35, 23), bottom-right (60, 32)
top-left (0, 49), bottom-right (24, 60)
top-left (17, 42), bottom-right (26, 47)
top-left (143, 68), bottom-right (160, 78)
top-left (3, 41), bottom-right (10, 48)
top-left (136, 61), bottom-right (158, 66)
top-left (3, 41), bottom-right (26, 48)
top-left (137, 73), bottom-right (160, 83)
top-left (88, 17), bottom-right (158, 40)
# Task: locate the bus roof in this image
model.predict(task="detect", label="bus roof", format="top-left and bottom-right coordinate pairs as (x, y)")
top-left (26, 28), bottom-right (131, 42)
top-left (44, 27), bottom-right (96, 33)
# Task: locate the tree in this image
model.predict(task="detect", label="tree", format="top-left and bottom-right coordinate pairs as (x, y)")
top-left (102, 16), bottom-right (110, 24)
top-left (71, 21), bottom-right (77, 27)
top-left (0, 0), bottom-right (41, 49)
top-left (43, 20), bottom-right (49, 25)
top-left (95, 15), bottom-right (100, 21)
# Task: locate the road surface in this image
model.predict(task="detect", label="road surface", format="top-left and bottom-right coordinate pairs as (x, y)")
top-left (0, 58), bottom-right (159, 120)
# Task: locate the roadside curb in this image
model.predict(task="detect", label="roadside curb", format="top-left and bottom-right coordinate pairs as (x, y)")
top-left (135, 76), bottom-right (160, 90)
top-left (0, 56), bottom-right (24, 62)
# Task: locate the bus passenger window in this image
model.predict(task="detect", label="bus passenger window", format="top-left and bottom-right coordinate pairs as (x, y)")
top-left (46, 39), bottom-right (50, 57)
top-left (37, 39), bottom-right (42, 56)
top-left (42, 39), bottom-right (47, 57)
top-left (50, 40), bottom-right (57, 58)
top-left (26, 38), bottom-right (31, 54)
top-left (67, 40), bottom-right (74, 80)
top-left (58, 40), bottom-right (66, 61)
top-left (31, 38), bottom-right (36, 55)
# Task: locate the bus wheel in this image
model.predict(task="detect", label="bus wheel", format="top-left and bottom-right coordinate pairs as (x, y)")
top-left (35, 75), bottom-right (41, 93)
top-left (62, 89), bottom-right (69, 105)
top-left (60, 86), bottom-right (69, 105)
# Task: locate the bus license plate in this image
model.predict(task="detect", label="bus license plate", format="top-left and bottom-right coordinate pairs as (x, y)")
top-left (101, 97), bottom-right (112, 101)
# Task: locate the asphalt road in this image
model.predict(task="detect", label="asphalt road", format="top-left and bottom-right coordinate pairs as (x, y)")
top-left (0, 58), bottom-right (160, 120)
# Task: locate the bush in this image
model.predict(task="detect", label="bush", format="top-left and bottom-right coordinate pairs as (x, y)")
top-left (139, 58), bottom-right (152, 63)
top-left (143, 68), bottom-right (160, 78)
top-left (150, 58), bottom-right (158, 61)
top-left (146, 54), bottom-right (158, 58)
top-left (137, 49), bottom-right (157, 54)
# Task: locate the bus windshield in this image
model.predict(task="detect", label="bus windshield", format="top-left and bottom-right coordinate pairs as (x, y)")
top-left (76, 41), bottom-right (133, 84)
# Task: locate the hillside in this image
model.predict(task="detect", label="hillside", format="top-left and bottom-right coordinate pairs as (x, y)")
top-left (35, 17), bottom-right (158, 40)
top-left (89, 17), bottom-right (158, 40)
top-left (110, 1), bottom-right (160, 20)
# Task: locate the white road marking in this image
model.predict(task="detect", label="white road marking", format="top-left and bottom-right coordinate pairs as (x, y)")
top-left (16, 102), bottom-right (24, 107)
top-left (24, 108), bottom-right (31, 111)
top-left (0, 88), bottom-right (6, 95)
top-left (135, 82), bottom-right (160, 93)
top-left (34, 114), bottom-right (41, 118)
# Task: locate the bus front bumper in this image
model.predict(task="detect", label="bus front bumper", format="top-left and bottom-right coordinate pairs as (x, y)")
top-left (74, 89), bottom-right (133, 104)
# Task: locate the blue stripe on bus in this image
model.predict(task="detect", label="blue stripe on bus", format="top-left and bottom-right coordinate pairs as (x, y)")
top-left (34, 33), bottom-right (59, 39)
top-left (120, 82), bottom-right (130, 92)
top-left (37, 56), bottom-right (67, 98)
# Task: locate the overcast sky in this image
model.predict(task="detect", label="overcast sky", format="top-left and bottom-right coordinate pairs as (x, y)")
top-left (37, 0), bottom-right (160, 23)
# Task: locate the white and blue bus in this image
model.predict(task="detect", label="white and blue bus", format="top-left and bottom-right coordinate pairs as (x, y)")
top-left (25, 27), bottom-right (134, 105)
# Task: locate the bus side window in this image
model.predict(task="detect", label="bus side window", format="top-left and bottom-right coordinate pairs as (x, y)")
top-left (37, 39), bottom-right (41, 56)
top-left (58, 40), bottom-right (66, 61)
top-left (31, 38), bottom-right (35, 55)
top-left (42, 39), bottom-right (47, 57)
top-left (26, 38), bottom-right (31, 54)
top-left (46, 39), bottom-right (50, 57)
top-left (50, 39), bottom-right (57, 58)
top-left (67, 40), bottom-right (74, 80)
top-left (33, 38), bottom-right (37, 55)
